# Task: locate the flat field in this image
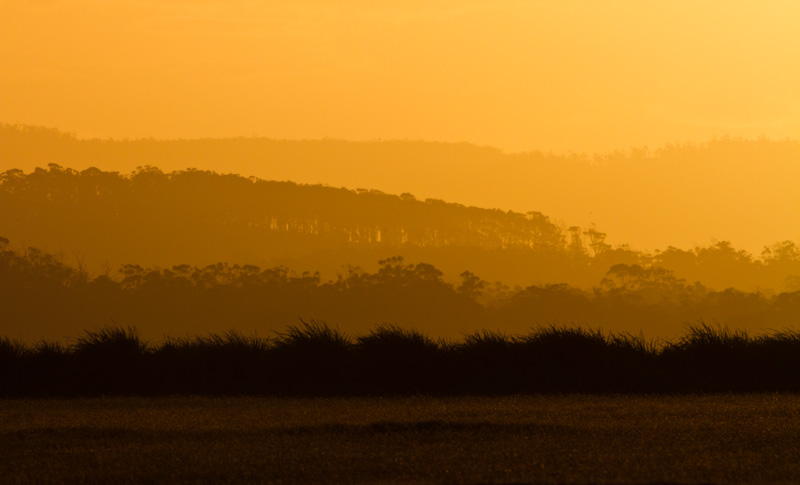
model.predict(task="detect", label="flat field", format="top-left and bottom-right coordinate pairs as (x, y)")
top-left (2, 395), bottom-right (799, 484)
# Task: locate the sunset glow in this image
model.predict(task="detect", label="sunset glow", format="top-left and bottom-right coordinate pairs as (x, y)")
top-left (2, 1), bottom-right (798, 153)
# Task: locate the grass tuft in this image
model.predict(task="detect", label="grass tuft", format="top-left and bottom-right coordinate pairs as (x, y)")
top-left (275, 319), bottom-right (351, 350)
top-left (0, 336), bottom-right (26, 361)
top-left (671, 321), bottom-right (751, 352)
top-left (165, 330), bottom-right (271, 353)
top-left (74, 324), bottom-right (149, 358)
top-left (357, 323), bottom-right (439, 350)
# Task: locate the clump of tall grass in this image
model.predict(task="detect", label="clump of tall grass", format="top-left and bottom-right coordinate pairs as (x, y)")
top-left (667, 321), bottom-right (751, 353)
top-left (154, 330), bottom-right (272, 394)
top-left (355, 324), bottom-right (444, 394)
top-left (0, 336), bottom-right (26, 361)
top-left (661, 321), bottom-right (779, 391)
top-left (461, 330), bottom-right (513, 351)
top-left (498, 325), bottom-right (658, 392)
top-left (162, 330), bottom-right (271, 353)
top-left (451, 330), bottom-right (517, 394)
top-left (274, 319), bottom-right (351, 351)
top-left (519, 324), bottom-right (610, 357)
top-left (21, 340), bottom-right (72, 396)
top-left (747, 327), bottom-right (800, 391)
top-left (271, 320), bottom-right (352, 394)
top-left (0, 337), bottom-right (26, 397)
top-left (755, 328), bottom-right (800, 348)
top-left (1, 338), bottom-right (74, 397)
top-left (607, 331), bottom-right (658, 354)
top-left (357, 324), bottom-right (439, 352)
top-left (72, 325), bottom-right (150, 395)
top-left (73, 325), bottom-right (149, 359)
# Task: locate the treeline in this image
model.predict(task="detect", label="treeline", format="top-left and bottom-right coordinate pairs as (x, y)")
top-left (2, 163), bottom-right (800, 291)
top-left (4, 123), bottom-right (800, 292)
top-left (0, 163), bottom-right (577, 285)
top-left (3, 322), bottom-right (800, 397)
top-left (2, 240), bottom-right (800, 341)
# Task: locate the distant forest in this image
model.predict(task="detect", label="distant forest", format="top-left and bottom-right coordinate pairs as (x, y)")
top-left (2, 240), bottom-right (800, 342)
top-left (1, 158), bottom-right (799, 292)
top-left (2, 125), bottom-right (800, 341)
top-left (4, 122), bottom-right (800, 271)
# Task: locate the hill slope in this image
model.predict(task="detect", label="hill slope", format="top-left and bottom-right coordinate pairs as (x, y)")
top-left (3, 124), bottom-right (799, 254)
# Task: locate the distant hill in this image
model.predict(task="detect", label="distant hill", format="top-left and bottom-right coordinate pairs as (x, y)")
top-left (0, 162), bottom-right (593, 287)
top-left (3, 123), bottom-right (799, 254)
top-left (2, 124), bottom-right (799, 292)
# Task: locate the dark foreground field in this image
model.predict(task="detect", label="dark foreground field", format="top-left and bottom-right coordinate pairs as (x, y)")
top-left (2, 395), bottom-right (800, 484)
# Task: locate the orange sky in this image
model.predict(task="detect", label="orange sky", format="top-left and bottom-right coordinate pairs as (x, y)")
top-left (1, 1), bottom-right (798, 154)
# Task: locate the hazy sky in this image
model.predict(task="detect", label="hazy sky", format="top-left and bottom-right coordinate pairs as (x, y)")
top-left (1, 0), bottom-right (798, 153)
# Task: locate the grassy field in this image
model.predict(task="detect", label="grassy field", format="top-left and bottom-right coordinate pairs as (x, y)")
top-left (2, 395), bottom-right (800, 484)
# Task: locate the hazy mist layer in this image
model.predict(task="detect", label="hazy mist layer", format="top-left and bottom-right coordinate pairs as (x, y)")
top-left (2, 2), bottom-right (800, 342)
top-left (2, 1), bottom-right (798, 154)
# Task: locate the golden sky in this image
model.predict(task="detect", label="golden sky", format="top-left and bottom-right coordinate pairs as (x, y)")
top-left (1, 0), bottom-right (798, 153)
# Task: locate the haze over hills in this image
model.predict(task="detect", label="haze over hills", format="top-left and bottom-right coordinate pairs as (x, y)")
top-left (5, 6), bottom-right (800, 484)
top-left (2, 213), bottom-right (800, 342)
top-left (4, 2), bottom-right (798, 153)
top-left (2, 126), bottom-right (800, 294)
top-left (2, 124), bottom-right (799, 256)
top-left (3, 124), bottom-right (800, 341)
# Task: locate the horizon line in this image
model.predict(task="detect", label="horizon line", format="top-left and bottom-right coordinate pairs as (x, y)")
top-left (4, 121), bottom-right (799, 158)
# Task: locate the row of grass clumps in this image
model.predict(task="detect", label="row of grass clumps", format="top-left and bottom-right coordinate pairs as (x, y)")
top-left (2, 321), bottom-right (800, 397)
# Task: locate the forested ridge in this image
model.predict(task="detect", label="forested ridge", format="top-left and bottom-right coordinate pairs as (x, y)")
top-left (2, 239), bottom-right (800, 342)
top-left (0, 163), bottom-right (563, 249)
top-left (0, 162), bottom-right (586, 286)
top-left (1, 162), bottom-right (799, 291)
top-left (4, 123), bottom-right (800, 260)
top-left (3, 125), bottom-right (800, 341)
